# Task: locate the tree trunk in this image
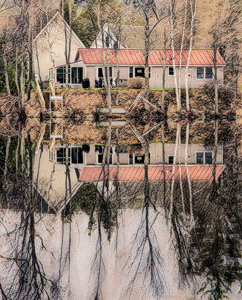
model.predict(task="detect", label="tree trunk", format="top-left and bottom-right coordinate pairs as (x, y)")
top-left (144, 131), bottom-right (150, 212)
top-left (27, 28), bottom-right (33, 101)
top-left (178, 0), bottom-right (188, 102)
top-left (61, 0), bottom-right (64, 18)
top-left (115, 128), bottom-right (120, 207)
top-left (106, 54), bottom-right (112, 114)
top-left (178, 125), bottom-right (185, 214)
top-left (214, 47), bottom-right (219, 115)
top-left (16, 136), bottom-right (20, 181)
top-left (162, 124), bottom-right (166, 205)
top-left (35, 46), bottom-right (42, 82)
top-left (3, 47), bottom-right (11, 102)
top-left (20, 52), bottom-right (25, 108)
top-left (115, 47), bottom-right (120, 106)
top-left (15, 47), bottom-right (20, 96)
top-left (65, 1), bottom-right (72, 105)
top-left (215, 119), bottom-right (218, 165)
top-left (21, 127), bottom-right (25, 174)
top-left (170, 0), bottom-right (180, 111)
top-left (161, 29), bottom-right (167, 110)
top-left (185, 0), bottom-right (197, 111)
top-left (169, 122), bottom-right (180, 221)
top-left (185, 123), bottom-right (194, 224)
top-left (144, 15), bottom-right (150, 109)
top-left (233, 76), bottom-right (238, 112)
top-left (52, 59), bottom-right (56, 95)
top-left (3, 136), bottom-right (11, 179)
top-left (97, 0), bottom-right (112, 114)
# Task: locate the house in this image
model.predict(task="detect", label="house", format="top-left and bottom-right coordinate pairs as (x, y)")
top-left (33, 12), bottom-right (85, 81)
top-left (90, 23), bottom-right (162, 49)
top-left (49, 48), bottom-right (226, 89)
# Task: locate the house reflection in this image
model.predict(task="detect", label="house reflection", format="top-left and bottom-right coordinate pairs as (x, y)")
top-left (50, 143), bottom-right (224, 167)
top-left (33, 142), bottom-right (225, 213)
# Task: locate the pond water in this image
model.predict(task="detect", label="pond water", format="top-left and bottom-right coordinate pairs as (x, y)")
top-left (0, 117), bottom-right (242, 300)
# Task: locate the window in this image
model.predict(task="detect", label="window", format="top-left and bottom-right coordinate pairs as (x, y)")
top-left (95, 145), bottom-right (103, 153)
top-left (169, 67), bottom-right (174, 76)
top-left (72, 68), bottom-right (78, 84)
top-left (196, 152), bottom-right (204, 164)
top-left (98, 67), bottom-right (112, 78)
top-left (57, 148), bottom-right (70, 165)
top-left (96, 146), bottom-right (112, 164)
top-left (49, 69), bottom-right (53, 80)
top-left (56, 66), bottom-right (70, 84)
top-left (98, 68), bottom-right (103, 77)
top-left (196, 151), bottom-right (213, 164)
top-left (197, 67), bottom-right (213, 79)
top-left (72, 67), bottom-right (83, 84)
top-left (205, 67), bottom-right (213, 79)
top-left (71, 148), bottom-right (83, 164)
top-left (129, 154), bottom-right (133, 164)
top-left (78, 67), bottom-right (83, 83)
top-left (105, 67), bottom-right (112, 78)
top-left (168, 156), bottom-right (174, 164)
top-left (197, 67), bottom-right (204, 79)
top-left (129, 67), bottom-right (133, 78)
top-left (135, 155), bottom-right (145, 164)
top-left (49, 150), bottom-right (54, 161)
top-left (96, 145), bottom-right (104, 163)
top-left (98, 154), bottom-right (103, 163)
top-left (105, 36), bottom-right (110, 48)
top-left (205, 152), bottom-right (212, 164)
top-left (135, 67), bottom-right (145, 77)
top-left (98, 154), bottom-right (112, 164)
top-left (149, 67), bottom-right (151, 79)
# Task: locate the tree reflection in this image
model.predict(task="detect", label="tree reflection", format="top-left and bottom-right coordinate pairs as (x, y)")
top-left (0, 132), bottom-right (54, 299)
top-left (123, 134), bottom-right (165, 299)
top-left (0, 118), bottom-right (242, 299)
top-left (193, 119), bottom-right (242, 299)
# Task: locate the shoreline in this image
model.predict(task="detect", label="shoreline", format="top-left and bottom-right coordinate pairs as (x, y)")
top-left (0, 88), bottom-right (241, 120)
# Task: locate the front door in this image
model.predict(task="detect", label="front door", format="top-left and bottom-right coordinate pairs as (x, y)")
top-left (135, 67), bottom-right (145, 78)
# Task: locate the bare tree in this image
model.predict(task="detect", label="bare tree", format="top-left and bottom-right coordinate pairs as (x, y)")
top-left (169, 122), bottom-right (180, 222)
top-left (169, 0), bottom-right (181, 111)
top-left (15, 47), bottom-right (20, 97)
top-left (178, 125), bottom-right (185, 214)
top-left (123, 134), bottom-right (165, 299)
top-left (64, 0), bottom-right (72, 104)
top-left (2, 44), bottom-right (11, 102)
top-left (128, 0), bottom-right (169, 106)
top-left (178, 0), bottom-right (188, 102)
top-left (0, 134), bottom-right (54, 300)
top-left (161, 29), bottom-right (167, 110)
top-left (185, 122), bottom-right (194, 224)
top-left (185, 0), bottom-right (197, 111)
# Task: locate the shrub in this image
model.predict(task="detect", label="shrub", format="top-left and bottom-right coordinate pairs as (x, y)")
top-left (127, 76), bottom-right (145, 89)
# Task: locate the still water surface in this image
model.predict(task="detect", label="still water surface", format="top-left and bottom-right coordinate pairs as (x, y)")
top-left (0, 117), bottom-right (242, 299)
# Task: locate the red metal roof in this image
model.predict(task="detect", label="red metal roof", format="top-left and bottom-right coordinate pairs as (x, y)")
top-left (75, 48), bottom-right (226, 66)
top-left (78, 166), bottom-right (225, 183)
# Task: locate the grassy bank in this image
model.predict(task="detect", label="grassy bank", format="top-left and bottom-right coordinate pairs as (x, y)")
top-left (60, 87), bottom-right (241, 117)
